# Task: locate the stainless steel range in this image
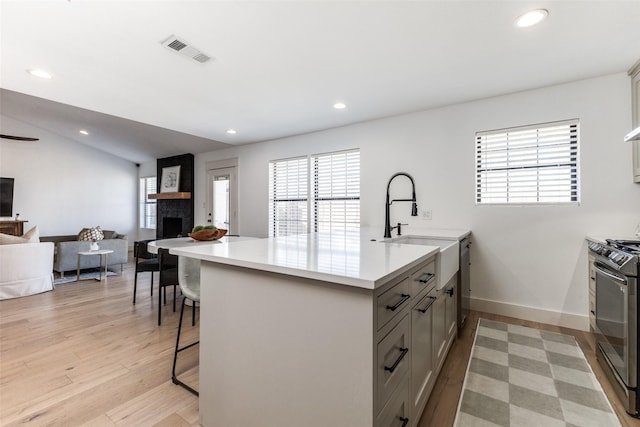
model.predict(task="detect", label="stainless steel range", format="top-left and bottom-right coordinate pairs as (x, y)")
top-left (588, 239), bottom-right (640, 417)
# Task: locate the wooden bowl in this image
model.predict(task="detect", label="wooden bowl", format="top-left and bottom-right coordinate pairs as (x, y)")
top-left (188, 228), bottom-right (227, 241)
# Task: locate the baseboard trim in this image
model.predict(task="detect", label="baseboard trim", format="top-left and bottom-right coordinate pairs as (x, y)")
top-left (470, 297), bottom-right (590, 331)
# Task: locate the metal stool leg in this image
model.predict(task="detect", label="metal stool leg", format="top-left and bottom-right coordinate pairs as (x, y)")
top-left (192, 301), bottom-right (196, 326)
top-left (172, 296), bottom-right (199, 396)
top-left (173, 285), bottom-right (177, 312)
top-left (158, 281), bottom-right (162, 326)
top-left (133, 267), bottom-right (138, 304)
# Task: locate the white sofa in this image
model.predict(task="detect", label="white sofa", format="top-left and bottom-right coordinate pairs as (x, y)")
top-left (0, 242), bottom-right (54, 300)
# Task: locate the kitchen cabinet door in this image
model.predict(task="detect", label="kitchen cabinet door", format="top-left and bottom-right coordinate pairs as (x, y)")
top-left (445, 281), bottom-right (457, 345)
top-left (410, 291), bottom-right (436, 424)
top-left (433, 289), bottom-right (447, 372)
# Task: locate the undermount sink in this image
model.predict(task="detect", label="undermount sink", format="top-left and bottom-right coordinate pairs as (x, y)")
top-left (387, 236), bottom-right (459, 289)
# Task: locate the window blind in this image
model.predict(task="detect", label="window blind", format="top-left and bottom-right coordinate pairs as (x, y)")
top-left (476, 120), bottom-right (579, 205)
top-left (139, 177), bottom-right (157, 229)
top-left (268, 157), bottom-right (308, 237)
top-left (312, 150), bottom-right (360, 232)
top-left (268, 150), bottom-right (361, 237)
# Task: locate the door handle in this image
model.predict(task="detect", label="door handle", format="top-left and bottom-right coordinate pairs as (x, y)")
top-left (594, 263), bottom-right (627, 285)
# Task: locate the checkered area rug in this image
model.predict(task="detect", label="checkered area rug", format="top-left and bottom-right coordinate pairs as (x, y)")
top-left (454, 318), bottom-right (621, 427)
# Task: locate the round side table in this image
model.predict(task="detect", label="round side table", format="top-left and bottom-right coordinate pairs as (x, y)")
top-left (77, 249), bottom-right (115, 281)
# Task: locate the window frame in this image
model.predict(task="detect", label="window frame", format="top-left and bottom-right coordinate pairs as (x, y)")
top-left (268, 156), bottom-right (309, 238)
top-left (311, 149), bottom-right (361, 233)
top-left (139, 176), bottom-right (157, 229)
top-left (475, 119), bottom-right (580, 206)
top-left (268, 149), bottom-right (360, 237)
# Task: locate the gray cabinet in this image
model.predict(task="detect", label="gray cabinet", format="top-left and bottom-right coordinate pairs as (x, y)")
top-left (432, 276), bottom-right (457, 376)
top-left (375, 257), bottom-right (437, 427)
top-left (377, 315), bottom-right (411, 409)
top-left (458, 236), bottom-right (470, 333)
top-left (410, 290), bottom-right (436, 423)
top-left (374, 258), bottom-right (434, 427)
top-left (445, 280), bottom-right (457, 345)
top-left (432, 287), bottom-right (447, 373)
top-left (373, 254), bottom-right (458, 427)
top-left (376, 378), bottom-right (410, 427)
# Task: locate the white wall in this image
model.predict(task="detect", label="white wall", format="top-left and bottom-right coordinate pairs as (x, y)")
top-left (0, 115), bottom-right (138, 239)
top-left (195, 72), bottom-right (640, 329)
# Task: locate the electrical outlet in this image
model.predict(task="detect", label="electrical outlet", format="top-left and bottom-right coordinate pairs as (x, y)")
top-left (422, 210), bottom-right (432, 220)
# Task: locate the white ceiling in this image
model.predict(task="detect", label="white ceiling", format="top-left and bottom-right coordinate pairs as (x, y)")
top-left (1, 1), bottom-right (640, 164)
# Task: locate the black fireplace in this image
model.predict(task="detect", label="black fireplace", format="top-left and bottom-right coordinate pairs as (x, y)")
top-left (162, 217), bottom-right (182, 239)
top-left (156, 153), bottom-right (194, 239)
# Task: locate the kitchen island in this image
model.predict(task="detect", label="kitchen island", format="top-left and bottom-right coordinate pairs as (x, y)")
top-left (170, 229), bottom-right (457, 427)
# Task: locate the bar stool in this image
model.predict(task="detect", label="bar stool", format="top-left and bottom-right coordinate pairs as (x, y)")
top-left (157, 248), bottom-right (179, 326)
top-left (172, 256), bottom-right (200, 396)
top-left (132, 240), bottom-right (159, 304)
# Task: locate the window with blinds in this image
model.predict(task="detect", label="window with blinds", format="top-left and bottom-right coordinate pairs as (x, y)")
top-left (139, 177), bottom-right (157, 229)
top-left (268, 150), bottom-right (360, 237)
top-left (269, 157), bottom-right (309, 237)
top-left (312, 150), bottom-right (360, 232)
top-left (475, 120), bottom-right (579, 205)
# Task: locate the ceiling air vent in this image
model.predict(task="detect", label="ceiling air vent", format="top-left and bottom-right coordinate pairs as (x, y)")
top-left (161, 34), bottom-right (213, 64)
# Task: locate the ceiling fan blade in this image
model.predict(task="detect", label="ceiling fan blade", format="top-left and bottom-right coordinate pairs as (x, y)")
top-left (0, 134), bottom-right (40, 141)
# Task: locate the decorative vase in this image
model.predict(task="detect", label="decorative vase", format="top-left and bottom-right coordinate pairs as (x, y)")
top-left (90, 241), bottom-right (99, 251)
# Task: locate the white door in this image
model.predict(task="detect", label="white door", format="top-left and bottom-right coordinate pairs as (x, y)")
top-left (206, 167), bottom-right (238, 234)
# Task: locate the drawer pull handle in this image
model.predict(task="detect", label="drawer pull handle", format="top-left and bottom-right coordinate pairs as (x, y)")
top-left (384, 347), bottom-right (408, 373)
top-left (386, 294), bottom-right (410, 311)
top-left (399, 417), bottom-right (409, 427)
top-left (418, 296), bottom-right (437, 313)
top-left (418, 273), bottom-right (435, 284)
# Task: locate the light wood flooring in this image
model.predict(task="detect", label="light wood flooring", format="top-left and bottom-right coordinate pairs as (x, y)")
top-left (1, 259), bottom-right (639, 426)
top-left (0, 261), bottom-right (200, 426)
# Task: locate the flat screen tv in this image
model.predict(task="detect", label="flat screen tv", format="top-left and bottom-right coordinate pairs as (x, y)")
top-left (0, 177), bottom-right (15, 217)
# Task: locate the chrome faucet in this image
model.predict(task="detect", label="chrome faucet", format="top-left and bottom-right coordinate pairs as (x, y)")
top-left (384, 172), bottom-right (418, 238)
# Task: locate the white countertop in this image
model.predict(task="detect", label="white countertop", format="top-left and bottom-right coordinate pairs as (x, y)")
top-left (168, 228), bottom-right (463, 289)
top-left (147, 235), bottom-right (255, 254)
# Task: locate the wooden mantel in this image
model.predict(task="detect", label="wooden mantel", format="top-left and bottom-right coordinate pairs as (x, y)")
top-left (148, 192), bottom-right (191, 200)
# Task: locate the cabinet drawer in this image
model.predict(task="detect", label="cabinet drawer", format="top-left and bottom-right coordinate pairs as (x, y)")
top-left (378, 278), bottom-right (411, 330)
top-left (377, 315), bottom-right (410, 410)
top-left (409, 260), bottom-right (436, 299)
top-left (376, 377), bottom-right (410, 427)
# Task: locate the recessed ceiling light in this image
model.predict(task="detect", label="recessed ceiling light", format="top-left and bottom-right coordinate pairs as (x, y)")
top-left (226, 129), bottom-right (237, 135)
top-left (516, 9), bottom-right (548, 27)
top-left (27, 69), bottom-right (52, 79)
top-left (333, 102), bottom-right (346, 109)
top-left (79, 130), bottom-right (89, 135)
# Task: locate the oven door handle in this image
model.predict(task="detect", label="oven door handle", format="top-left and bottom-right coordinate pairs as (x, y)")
top-left (594, 263), bottom-right (628, 285)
